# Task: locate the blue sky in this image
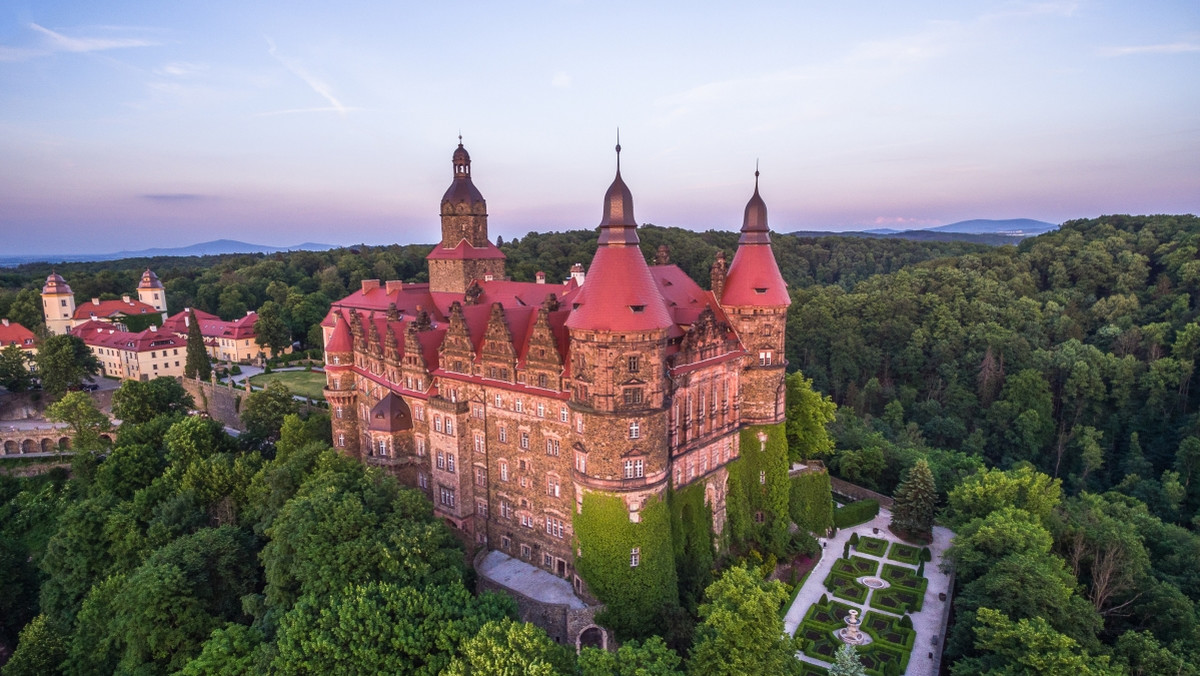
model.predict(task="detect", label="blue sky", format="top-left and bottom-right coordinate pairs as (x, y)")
top-left (1, 0), bottom-right (1197, 255)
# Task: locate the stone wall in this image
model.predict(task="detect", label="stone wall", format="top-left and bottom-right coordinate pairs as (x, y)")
top-left (830, 475), bottom-right (894, 509)
top-left (180, 378), bottom-right (246, 431)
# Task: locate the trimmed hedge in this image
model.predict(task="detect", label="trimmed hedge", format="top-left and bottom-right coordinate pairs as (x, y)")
top-left (833, 499), bottom-right (879, 528)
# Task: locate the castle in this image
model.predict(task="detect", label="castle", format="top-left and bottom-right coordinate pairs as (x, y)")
top-left (322, 141), bottom-right (789, 621)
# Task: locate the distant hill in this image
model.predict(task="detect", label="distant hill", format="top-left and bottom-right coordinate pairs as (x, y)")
top-left (927, 218), bottom-right (1058, 236)
top-left (0, 239), bottom-right (338, 267)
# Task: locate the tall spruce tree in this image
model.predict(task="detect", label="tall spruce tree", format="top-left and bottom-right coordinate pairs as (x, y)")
top-left (184, 310), bottom-right (212, 381)
top-left (829, 644), bottom-right (867, 676)
top-left (891, 458), bottom-right (937, 537)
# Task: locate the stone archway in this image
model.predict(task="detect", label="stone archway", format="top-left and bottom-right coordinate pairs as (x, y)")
top-left (41, 438), bottom-right (53, 452)
top-left (59, 437), bottom-right (71, 450)
top-left (3, 440), bottom-right (16, 454)
top-left (576, 625), bottom-right (606, 652)
top-left (21, 439), bottom-right (36, 454)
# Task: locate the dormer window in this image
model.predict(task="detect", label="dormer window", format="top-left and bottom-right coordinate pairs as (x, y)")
top-left (630, 305), bottom-right (645, 313)
top-left (754, 287), bottom-right (767, 294)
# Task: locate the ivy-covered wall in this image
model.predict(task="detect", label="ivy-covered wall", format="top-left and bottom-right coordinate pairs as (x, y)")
top-left (669, 482), bottom-right (714, 613)
top-left (726, 423), bottom-right (791, 555)
top-left (789, 469), bottom-right (834, 534)
top-left (573, 491), bottom-right (678, 640)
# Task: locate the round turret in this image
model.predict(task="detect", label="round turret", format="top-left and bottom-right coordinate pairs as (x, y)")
top-left (42, 272), bottom-right (72, 296)
top-left (137, 269), bottom-right (164, 289)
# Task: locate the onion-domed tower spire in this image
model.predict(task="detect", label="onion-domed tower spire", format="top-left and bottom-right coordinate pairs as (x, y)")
top-left (721, 167), bottom-right (790, 424)
top-left (427, 136), bottom-right (506, 294)
top-left (41, 271), bottom-right (76, 336)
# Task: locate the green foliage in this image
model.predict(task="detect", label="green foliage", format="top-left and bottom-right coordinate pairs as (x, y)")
top-left (443, 618), bottom-right (575, 676)
top-left (789, 469), bottom-right (834, 534)
top-left (688, 566), bottom-right (802, 676)
top-left (46, 391), bottom-right (111, 452)
top-left (240, 380), bottom-right (301, 445)
top-left (890, 458), bottom-right (936, 536)
top-left (184, 309), bottom-right (211, 381)
top-left (951, 607), bottom-right (1121, 676)
top-left (669, 482), bottom-right (714, 613)
top-left (35, 334), bottom-right (101, 399)
top-left (176, 623), bottom-right (266, 676)
top-left (943, 465), bottom-right (1061, 530)
top-left (573, 492), bottom-right (678, 640)
top-left (833, 499), bottom-right (879, 529)
top-left (829, 644), bottom-right (868, 676)
top-left (111, 377), bottom-right (195, 424)
top-left (272, 581), bottom-right (514, 675)
top-left (253, 300), bottom-right (291, 356)
top-left (0, 343), bottom-right (36, 392)
top-left (726, 424), bottom-right (791, 555)
top-left (577, 636), bottom-right (683, 676)
top-left (785, 371), bottom-right (837, 462)
top-left (3, 614), bottom-right (67, 676)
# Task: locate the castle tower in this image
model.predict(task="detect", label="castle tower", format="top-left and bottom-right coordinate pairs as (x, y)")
top-left (427, 139), bottom-right (507, 294)
top-left (323, 310), bottom-right (361, 458)
top-left (41, 272), bottom-right (76, 336)
top-left (137, 269), bottom-right (168, 319)
top-left (566, 143), bottom-right (673, 512)
top-left (721, 171), bottom-right (790, 424)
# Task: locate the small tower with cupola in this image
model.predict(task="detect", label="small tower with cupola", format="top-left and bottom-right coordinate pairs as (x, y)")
top-left (720, 171), bottom-right (791, 424)
top-left (324, 310), bottom-right (361, 458)
top-left (427, 139), bottom-right (507, 294)
top-left (137, 269), bottom-right (168, 319)
top-left (41, 272), bottom-right (76, 336)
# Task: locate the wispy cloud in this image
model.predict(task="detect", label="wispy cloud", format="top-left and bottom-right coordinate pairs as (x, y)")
top-left (141, 193), bottom-right (212, 202)
top-left (551, 71), bottom-right (572, 88)
top-left (1102, 42), bottom-right (1200, 57)
top-left (154, 61), bottom-right (207, 77)
top-left (266, 38), bottom-right (351, 116)
top-left (29, 23), bottom-right (158, 53)
top-left (254, 106), bottom-right (363, 117)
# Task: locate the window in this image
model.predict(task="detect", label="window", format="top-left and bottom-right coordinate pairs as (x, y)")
top-left (515, 399), bottom-right (524, 413)
top-left (446, 453), bottom-right (455, 473)
top-left (416, 436), bottom-right (426, 457)
top-left (538, 373), bottom-right (548, 389)
top-left (630, 547), bottom-right (640, 567)
top-left (415, 405), bottom-right (425, 421)
top-left (501, 501), bottom-right (512, 518)
top-left (337, 433), bottom-right (345, 447)
top-left (520, 513), bottom-right (534, 528)
top-left (499, 426), bottom-right (508, 443)
top-left (546, 517), bottom-right (564, 538)
top-left (546, 438), bottom-right (560, 456)
top-left (436, 451), bottom-right (445, 470)
top-left (561, 407), bottom-right (569, 422)
top-left (495, 394), bottom-right (502, 407)
top-left (754, 511), bottom-right (765, 523)
top-left (418, 472), bottom-right (428, 489)
top-left (623, 459), bottom-right (640, 479)
top-left (628, 355), bottom-right (640, 373)
top-left (445, 418), bottom-right (454, 435)
top-left (475, 466), bottom-right (486, 486)
top-left (575, 453), bottom-right (586, 473)
top-left (520, 544), bottom-right (532, 560)
top-left (434, 416), bottom-right (443, 433)
top-left (438, 485), bottom-right (456, 507)
top-left (500, 460), bottom-right (509, 482)
top-left (576, 414), bottom-right (584, 433)
top-left (520, 431), bottom-right (530, 449)
top-left (688, 459), bottom-right (695, 479)
top-left (476, 500), bottom-right (488, 517)
top-left (378, 438), bottom-right (387, 456)
top-left (623, 388), bottom-right (643, 405)
top-left (628, 421), bottom-right (640, 439)
top-left (474, 433), bottom-right (485, 454)
top-left (760, 470), bottom-right (766, 484)
top-left (547, 476), bottom-right (560, 497)
top-left (537, 402), bottom-right (545, 418)
top-left (759, 351), bottom-right (772, 366)
top-left (544, 553), bottom-right (553, 567)
top-left (473, 405), bottom-right (484, 419)
top-left (501, 535), bottom-right (511, 550)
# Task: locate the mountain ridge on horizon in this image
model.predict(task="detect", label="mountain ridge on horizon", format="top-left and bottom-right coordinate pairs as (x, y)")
top-left (0, 239), bottom-right (339, 267)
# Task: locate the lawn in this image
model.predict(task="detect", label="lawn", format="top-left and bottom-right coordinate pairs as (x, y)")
top-left (249, 370), bottom-right (328, 400)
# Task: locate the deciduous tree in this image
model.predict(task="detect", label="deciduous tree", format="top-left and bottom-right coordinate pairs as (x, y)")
top-left (0, 343), bottom-right (36, 392)
top-left (443, 618), bottom-right (575, 676)
top-left (687, 566), bottom-right (802, 676)
top-left (35, 334), bottom-right (100, 398)
top-left (46, 391), bottom-right (111, 451)
top-left (111, 376), bottom-right (195, 424)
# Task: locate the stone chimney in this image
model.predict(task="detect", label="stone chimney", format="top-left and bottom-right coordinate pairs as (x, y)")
top-left (149, 325), bottom-right (158, 332)
top-left (1, 319), bottom-right (8, 327)
top-left (122, 294), bottom-right (131, 303)
top-left (570, 263), bottom-right (585, 286)
top-left (361, 279), bottom-right (381, 293)
top-left (535, 271), bottom-right (546, 284)
top-left (385, 280), bottom-right (403, 294)
top-left (91, 298), bottom-right (100, 305)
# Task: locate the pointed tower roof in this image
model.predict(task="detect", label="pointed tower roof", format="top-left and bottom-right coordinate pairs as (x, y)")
top-left (42, 271), bottom-right (72, 295)
top-left (567, 142), bottom-right (673, 332)
top-left (137, 269), bottom-right (164, 289)
top-left (722, 170), bottom-right (790, 308)
top-left (325, 310), bottom-right (354, 353)
top-left (441, 137), bottom-right (485, 206)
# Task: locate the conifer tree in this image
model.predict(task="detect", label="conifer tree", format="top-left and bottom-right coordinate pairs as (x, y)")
top-left (184, 309), bottom-right (212, 381)
top-left (829, 644), bottom-right (867, 676)
top-left (891, 458), bottom-right (937, 537)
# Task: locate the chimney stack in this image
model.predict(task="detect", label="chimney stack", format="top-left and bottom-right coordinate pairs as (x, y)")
top-left (385, 280), bottom-right (403, 294)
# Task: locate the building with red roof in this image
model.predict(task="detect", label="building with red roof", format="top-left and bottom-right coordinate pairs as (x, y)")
top-left (324, 142), bottom-right (788, 646)
top-left (40, 269), bottom-right (169, 336)
top-left (161, 309), bottom-right (279, 363)
top-left (0, 319), bottom-right (38, 355)
top-left (70, 321), bottom-right (186, 381)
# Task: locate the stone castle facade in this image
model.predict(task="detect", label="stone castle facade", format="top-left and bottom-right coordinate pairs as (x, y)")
top-left (322, 141), bottom-right (789, 599)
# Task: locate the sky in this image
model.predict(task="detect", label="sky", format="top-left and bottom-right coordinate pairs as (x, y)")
top-left (0, 1), bottom-right (1197, 256)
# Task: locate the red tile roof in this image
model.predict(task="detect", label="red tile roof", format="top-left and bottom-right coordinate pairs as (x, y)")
top-left (325, 310), bottom-right (354, 352)
top-left (73, 298), bottom-right (160, 321)
top-left (71, 321), bottom-right (185, 353)
top-left (566, 245), bottom-right (674, 332)
top-left (722, 244), bottom-right (791, 307)
top-left (426, 239), bottom-right (506, 260)
top-left (0, 320), bottom-right (36, 349)
top-left (162, 309), bottom-right (258, 340)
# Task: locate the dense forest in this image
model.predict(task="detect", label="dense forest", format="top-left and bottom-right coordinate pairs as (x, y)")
top-left (3, 215), bottom-right (1200, 674)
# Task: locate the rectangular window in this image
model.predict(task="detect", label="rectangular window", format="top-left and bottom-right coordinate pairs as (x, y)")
top-left (418, 472), bottom-right (428, 489)
top-left (546, 517), bottom-right (564, 538)
top-left (624, 460), bottom-right (635, 479)
top-left (436, 451), bottom-right (445, 470)
top-left (378, 439), bottom-right (387, 456)
top-left (629, 421), bottom-right (640, 439)
top-left (416, 436), bottom-right (426, 456)
top-left (520, 513), bottom-right (534, 528)
top-left (501, 535), bottom-right (511, 550)
top-left (495, 394), bottom-right (502, 407)
top-left (631, 547), bottom-right (640, 567)
top-left (537, 402), bottom-right (545, 418)
top-left (445, 418), bottom-right (454, 436)
top-left (500, 460), bottom-right (509, 482)
top-left (474, 433), bottom-right (485, 454)
top-left (415, 405), bottom-right (425, 421)
top-left (546, 438), bottom-right (560, 456)
top-left (759, 351), bottom-right (772, 366)
top-left (561, 406), bottom-right (569, 422)
top-left (635, 459), bottom-right (644, 478)
top-left (501, 501), bottom-right (512, 519)
top-left (438, 485), bottom-right (456, 507)
top-left (476, 500), bottom-right (488, 517)
top-left (473, 404), bottom-right (484, 419)
top-left (628, 355), bottom-right (640, 373)
top-left (520, 431), bottom-right (530, 450)
top-left (434, 416), bottom-right (443, 433)
top-left (623, 388), bottom-right (643, 405)
top-left (575, 453), bottom-right (586, 473)
top-left (475, 466), bottom-right (487, 487)
top-left (520, 544), bottom-right (532, 560)
top-left (446, 453), bottom-right (455, 473)
top-left (547, 477), bottom-right (560, 497)
top-left (499, 426), bottom-right (508, 443)
top-left (515, 399), bottom-right (524, 413)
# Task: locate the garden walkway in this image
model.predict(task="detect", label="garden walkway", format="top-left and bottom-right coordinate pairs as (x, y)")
top-left (782, 507), bottom-right (954, 676)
